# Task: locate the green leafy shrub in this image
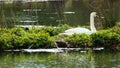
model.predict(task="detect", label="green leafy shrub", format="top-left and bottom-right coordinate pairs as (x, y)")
top-left (110, 23), bottom-right (120, 34)
top-left (0, 33), bottom-right (13, 50)
top-left (11, 34), bottom-right (30, 49)
top-left (40, 26), bottom-right (59, 36)
top-left (11, 28), bottom-right (26, 36)
top-left (0, 24), bottom-right (120, 50)
top-left (27, 28), bottom-right (45, 34)
top-left (0, 28), bottom-right (10, 35)
top-left (65, 33), bottom-right (92, 48)
top-left (0, 28), bottom-right (56, 50)
top-left (28, 27), bottom-right (56, 48)
top-left (40, 24), bottom-right (71, 36)
top-left (57, 24), bottom-right (71, 31)
top-left (9, 28), bottom-right (30, 49)
top-left (91, 30), bottom-right (120, 48)
top-left (26, 32), bottom-right (55, 48)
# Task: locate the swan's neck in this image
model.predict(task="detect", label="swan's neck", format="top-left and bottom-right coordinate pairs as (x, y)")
top-left (90, 14), bottom-right (96, 32)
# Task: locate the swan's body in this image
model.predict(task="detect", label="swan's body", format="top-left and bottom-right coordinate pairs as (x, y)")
top-left (61, 12), bottom-right (97, 35)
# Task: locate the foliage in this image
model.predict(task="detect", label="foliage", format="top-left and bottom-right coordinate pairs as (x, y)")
top-left (27, 28), bottom-right (45, 34)
top-left (0, 24), bottom-right (120, 50)
top-left (26, 33), bottom-right (55, 48)
top-left (57, 24), bottom-right (72, 31)
top-left (110, 23), bottom-right (120, 34)
top-left (0, 28), bottom-right (10, 34)
top-left (10, 28), bottom-right (26, 36)
top-left (90, 30), bottom-right (120, 48)
top-left (0, 33), bottom-right (13, 50)
top-left (40, 26), bottom-right (59, 36)
top-left (0, 28), bottom-right (55, 50)
top-left (39, 24), bottom-right (71, 36)
top-left (65, 33), bottom-right (92, 48)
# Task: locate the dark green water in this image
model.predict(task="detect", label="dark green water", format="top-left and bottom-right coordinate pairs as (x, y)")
top-left (0, 0), bottom-right (120, 27)
top-left (0, 51), bottom-right (119, 68)
top-left (0, 1), bottom-right (90, 26)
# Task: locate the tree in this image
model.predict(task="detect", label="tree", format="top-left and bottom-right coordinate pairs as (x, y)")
top-left (88, 0), bottom-right (120, 28)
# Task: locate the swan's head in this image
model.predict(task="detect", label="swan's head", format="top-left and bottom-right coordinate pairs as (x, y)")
top-left (91, 12), bottom-right (97, 17)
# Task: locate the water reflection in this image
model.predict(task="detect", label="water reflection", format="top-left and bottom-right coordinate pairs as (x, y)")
top-left (0, 1), bottom-right (90, 27)
top-left (0, 51), bottom-right (119, 68)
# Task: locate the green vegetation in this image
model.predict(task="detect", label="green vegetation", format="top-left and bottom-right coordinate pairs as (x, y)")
top-left (39, 24), bottom-right (71, 36)
top-left (59, 24), bottom-right (120, 49)
top-left (0, 24), bottom-right (120, 50)
top-left (110, 23), bottom-right (120, 34)
top-left (63, 29), bottom-right (120, 49)
top-left (0, 28), bottom-right (55, 50)
top-left (65, 34), bottom-right (92, 48)
top-left (91, 30), bottom-right (120, 48)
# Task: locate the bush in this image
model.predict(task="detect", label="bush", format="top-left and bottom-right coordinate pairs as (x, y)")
top-left (10, 28), bottom-right (26, 36)
top-left (40, 26), bottom-right (59, 36)
top-left (26, 32), bottom-right (55, 48)
top-left (0, 33), bottom-right (13, 50)
top-left (57, 24), bottom-right (71, 31)
top-left (27, 28), bottom-right (45, 34)
top-left (110, 23), bottom-right (120, 34)
top-left (0, 28), bottom-right (10, 35)
top-left (65, 33), bottom-right (92, 48)
top-left (11, 34), bottom-right (30, 49)
top-left (90, 30), bottom-right (120, 48)
top-left (0, 25), bottom-right (120, 50)
top-left (39, 24), bottom-right (71, 36)
top-left (0, 28), bottom-right (56, 50)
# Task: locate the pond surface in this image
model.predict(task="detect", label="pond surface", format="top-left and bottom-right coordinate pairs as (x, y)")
top-left (0, 1), bottom-right (90, 26)
top-left (0, 51), bottom-right (120, 68)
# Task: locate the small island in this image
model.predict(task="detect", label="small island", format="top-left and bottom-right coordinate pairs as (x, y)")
top-left (0, 23), bottom-right (120, 52)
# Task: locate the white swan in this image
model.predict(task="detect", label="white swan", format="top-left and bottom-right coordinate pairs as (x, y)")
top-left (61, 12), bottom-right (97, 35)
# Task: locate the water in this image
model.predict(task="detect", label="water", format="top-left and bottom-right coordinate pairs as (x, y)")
top-left (0, 1), bottom-right (102, 26)
top-left (0, 1), bottom-right (120, 27)
top-left (0, 51), bottom-right (119, 68)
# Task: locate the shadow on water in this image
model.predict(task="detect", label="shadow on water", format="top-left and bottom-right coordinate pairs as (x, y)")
top-left (0, 51), bottom-right (119, 68)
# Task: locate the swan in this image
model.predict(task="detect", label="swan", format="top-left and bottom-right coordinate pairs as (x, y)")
top-left (60, 12), bottom-right (97, 35)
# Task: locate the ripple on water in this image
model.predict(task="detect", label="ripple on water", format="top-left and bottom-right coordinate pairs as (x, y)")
top-left (0, 51), bottom-right (119, 68)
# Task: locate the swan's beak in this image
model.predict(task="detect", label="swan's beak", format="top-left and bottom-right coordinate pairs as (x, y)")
top-left (95, 15), bottom-right (99, 17)
top-left (94, 13), bottom-right (98, 17)
top-left (96, 15), bottom-right (104, 19)
top-left (96, 15), bottom-right (99, 17)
